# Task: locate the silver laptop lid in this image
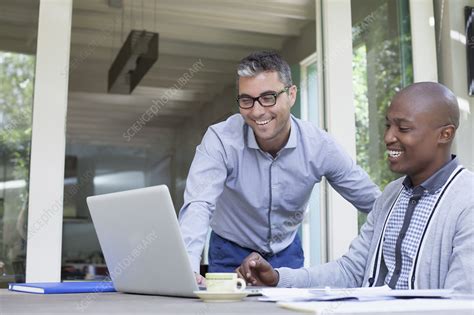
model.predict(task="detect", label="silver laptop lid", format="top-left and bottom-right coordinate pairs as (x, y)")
top-left (87, 185), bottom-right (198, 297)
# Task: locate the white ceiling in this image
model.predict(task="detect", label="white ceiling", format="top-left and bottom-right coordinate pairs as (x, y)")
top-left (0, 0), bottom-right (315, 147)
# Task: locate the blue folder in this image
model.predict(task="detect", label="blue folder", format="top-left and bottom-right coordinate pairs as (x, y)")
top-left (8, 281), bottom-right (116, 294)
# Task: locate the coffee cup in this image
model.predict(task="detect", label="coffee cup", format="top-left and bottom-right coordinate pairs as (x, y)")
top-left (205, 273), bottom-right (246, 292)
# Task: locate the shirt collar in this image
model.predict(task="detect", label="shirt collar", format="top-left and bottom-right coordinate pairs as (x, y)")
top-left (402, 155), bottom-right (459, 193)
top-left (246, 115), bottom-right (298, 151)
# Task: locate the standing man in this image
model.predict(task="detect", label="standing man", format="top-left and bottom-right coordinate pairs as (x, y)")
top-left (237, 82), bottom-right (474, 293)
top-left (179, 51), bottom-right (380, 282)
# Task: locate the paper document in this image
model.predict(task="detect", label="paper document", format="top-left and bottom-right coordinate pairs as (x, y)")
top-left (278, 298), bottom-right (474, 314)
top-left (259, 288), bottom-right (322, 302)
top-left (259, 286), bottom-right (454, 302)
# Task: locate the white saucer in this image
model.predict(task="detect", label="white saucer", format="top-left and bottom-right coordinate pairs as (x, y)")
top-left (193, 291), bottom-right (249, 302)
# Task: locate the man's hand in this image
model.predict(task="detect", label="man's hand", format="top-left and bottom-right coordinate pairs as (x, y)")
top-left (195, 273), bottom-right (206, 286)
top-left (235, 252), bottom-right (279, 286)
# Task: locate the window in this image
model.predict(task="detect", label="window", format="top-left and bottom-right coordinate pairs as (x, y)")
top-left (0, 52), bottom-right (36, 285)
top-left (300, 53), bottom-right (322, 266)
top-left (351, 0), bottom-right (413, 227)
top-left (0, 1), bottom-right (39, 285)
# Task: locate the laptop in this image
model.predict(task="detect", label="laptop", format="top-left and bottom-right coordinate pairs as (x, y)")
top-left (87, 185), bottom-right (200, 297)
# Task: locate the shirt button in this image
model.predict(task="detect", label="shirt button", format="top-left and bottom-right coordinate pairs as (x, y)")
top-left (411, 200), bottom-right (417, 205)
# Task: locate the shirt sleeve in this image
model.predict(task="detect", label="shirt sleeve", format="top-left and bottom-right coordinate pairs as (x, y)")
top-left (276, 196), bottom-right (380, 288)
top-left (178, 128), bottom-right (228, 273)
top-left (444, 206), bottom-right (474, 293)
top-left (322, 134), bottom-right (381, 213)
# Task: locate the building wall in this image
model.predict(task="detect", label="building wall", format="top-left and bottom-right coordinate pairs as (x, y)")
top-left (435, 0), bottom-right (474, 170)
top-left (281, 22), bottom-right (317, 66)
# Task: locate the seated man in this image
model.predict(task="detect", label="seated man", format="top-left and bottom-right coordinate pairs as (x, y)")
top-left (237, 82), bottom-right (474, 293)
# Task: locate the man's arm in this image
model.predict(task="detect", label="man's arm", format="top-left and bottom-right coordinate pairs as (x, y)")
top-left (277, 196), bottom-right (381, 288)
top-left (238, 197), bottom-right (380, 288)
top-left (322, 135), bottom-right (381, 213)
top-left (444, 206), bottom-right (474, 293)
top-left (178, 128), bottom-right (228, 273)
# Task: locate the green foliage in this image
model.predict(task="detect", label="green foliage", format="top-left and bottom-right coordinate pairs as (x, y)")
top-left (0, 52), bottom-right (35, 205)
top-left (352, 1), bottom-right (413, 228)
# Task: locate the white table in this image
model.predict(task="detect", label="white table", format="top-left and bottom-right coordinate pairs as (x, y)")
top-left (1, 289), bottom-right (473, 314)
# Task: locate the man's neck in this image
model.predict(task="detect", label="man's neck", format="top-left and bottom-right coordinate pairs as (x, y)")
top-left (258, 139), bottom-right (287, 157)
top-left (257, 125), bottom-right (291, 157)
top-left (409, 153), bottom-right (453, 187)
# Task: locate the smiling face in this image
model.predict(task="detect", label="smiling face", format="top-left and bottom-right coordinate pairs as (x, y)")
top-left (238, 71), bottom-right (296, 154)
top-left (384, 87), bottom-right (456, 186)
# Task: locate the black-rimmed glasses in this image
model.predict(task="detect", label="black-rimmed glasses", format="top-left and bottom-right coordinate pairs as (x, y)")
top-left (237, 86), bottom-right (290, 109)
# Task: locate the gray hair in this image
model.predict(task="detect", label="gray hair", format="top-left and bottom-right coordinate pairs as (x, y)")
top-left (237, 50), bottom-right (293, 87)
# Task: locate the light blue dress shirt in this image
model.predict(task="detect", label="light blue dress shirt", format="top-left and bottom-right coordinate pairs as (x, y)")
top-left (179, 114), bottom-right (380, 272)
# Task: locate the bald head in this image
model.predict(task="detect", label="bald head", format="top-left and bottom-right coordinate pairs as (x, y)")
top-left (393, 82), bottom-right (459, 129)
top-left (385, 82), bottom-right (459, 185)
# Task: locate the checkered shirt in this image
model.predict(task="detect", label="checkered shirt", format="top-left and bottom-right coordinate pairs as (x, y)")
top-left (382, 185), bottom-right (442, 289)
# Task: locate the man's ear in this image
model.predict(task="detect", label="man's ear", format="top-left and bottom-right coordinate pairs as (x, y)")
top-left (438, 125), bottom-right (456, 144)
top-left (289, 85), bottom-right (297, 108)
